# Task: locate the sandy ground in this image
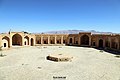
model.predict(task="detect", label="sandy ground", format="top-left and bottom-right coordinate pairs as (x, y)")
top-left (0, 46), bottom-right (120, 80)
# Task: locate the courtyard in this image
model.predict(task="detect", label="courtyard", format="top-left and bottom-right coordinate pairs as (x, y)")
top-left (0, 46), bottom-right (120, 80)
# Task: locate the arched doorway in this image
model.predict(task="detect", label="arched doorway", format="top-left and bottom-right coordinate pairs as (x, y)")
top-left (57, 39), bottom-right (61, 44)
top-left (31, 38), bottom-right (34, 46)
top-left (2, 36), bottom-right (10, 48)
top-left (24, 36), bottom-right (29, 45)
top-left (69, 38), bottom-right (72, 44)
top-left (92, 42), bottom-right (96, 46)
top-left (111, 38), bottom-right (118, 49)
top-left (99, 39), bottom-right (103, 48)
top-left (43, 37), bottom-right (48, 44)
top-left (81, 35), bottom-right (89, 45)
top-left (63, 40), bottom-right (66, 44)
top-left (57, 40), bottom-right (60, 44)
top-left (12, 34), bottom-right (22, 46)
top-left (50, 37), bottom-right (55, 44)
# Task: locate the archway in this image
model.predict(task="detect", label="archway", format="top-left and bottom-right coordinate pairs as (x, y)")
top-left (12, 34), bottom-right (22, 46)
top-left (50, 40), bottom-right (53, 44)
top-left (24, 36), bottom-right (29, 45)
top-left (92, 42), bottom-right (96, 46)
top-left (63, 40), bottom-right (66, 44)
top-left (43, 37), bottom-right (48, 44)
top-left (43, 39), bottom-right (48, 44)
top-left (31, 38), bottom-right (34, 46)
top-left (99, 39), bottom-right (103, 48)
top-left (57, 40), bottom-right (60, 44)
top-left (81, 35), bottom-right (89, 45)
top-left (57, 39), bottom-right (61, 44)
top-left (50, 37), bottom-right (55, 44)
top-left (111, 38), bottom-right (118, 49)
top-left (2, 36), bottom-right (10, 48)
top-left (69, 38), bottom-right (72, 44)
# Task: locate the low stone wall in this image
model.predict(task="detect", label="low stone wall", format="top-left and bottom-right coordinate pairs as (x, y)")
top-left (46, 54), bottom-right (73, 62)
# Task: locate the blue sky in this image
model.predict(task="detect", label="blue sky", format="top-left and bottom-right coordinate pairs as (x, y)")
top-left (0, 0), bottom-right (120, 33)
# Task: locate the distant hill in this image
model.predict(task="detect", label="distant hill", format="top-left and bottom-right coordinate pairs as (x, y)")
top-left (40, 30), bottom-right (115, 34)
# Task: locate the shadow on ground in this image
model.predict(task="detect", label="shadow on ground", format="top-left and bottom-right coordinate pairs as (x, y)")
top-left (94, 47), bottom-right (120, 55)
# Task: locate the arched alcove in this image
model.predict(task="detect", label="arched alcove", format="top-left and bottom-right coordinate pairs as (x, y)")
top-left (12, 34), bottom-right (22, 46)
top-left (81, 35), bottom-right (89, 45)
top-left (2, 36), bottom-right (10, 48)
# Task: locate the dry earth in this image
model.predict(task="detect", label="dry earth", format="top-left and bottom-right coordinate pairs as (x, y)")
top-left (0, 46), bottom-right (120, 80)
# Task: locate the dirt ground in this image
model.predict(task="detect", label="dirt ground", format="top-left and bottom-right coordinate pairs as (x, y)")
top-left (0, 46), bottom-right (120, 80)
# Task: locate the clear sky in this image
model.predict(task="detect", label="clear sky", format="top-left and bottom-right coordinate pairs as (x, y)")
top-left (0, 0), bottom-right (120, 33)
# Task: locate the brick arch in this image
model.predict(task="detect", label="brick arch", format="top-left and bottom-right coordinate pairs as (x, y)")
top-left (12, 34), bottom-right (22, 46)
top-left (50, 37), bottom-right (55, 44)
top-left (81, 35), bottom-right (89, 45)
top-left (2, 36), bottom-right (10, 48)
top-left (24, 36), bottom-right (29, 45)
top-left (56, 37), bottom-right (61, 44)
top-left (99, 39), bottom-right (103, 48)
top-left (69, 38), bottom-right (72, 44)
top-left (43, 37), bottom-right (48, 44)
top-left (111, 38), bottom-right (118, 49)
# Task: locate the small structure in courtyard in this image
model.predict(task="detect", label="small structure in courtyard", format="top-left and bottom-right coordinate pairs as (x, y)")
top-left (46, 53), bottom-right (73, 62)
top-left (100, 50), bottom-right (104, 53)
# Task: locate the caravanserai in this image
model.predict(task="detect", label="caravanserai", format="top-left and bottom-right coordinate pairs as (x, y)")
top-left (0, 31), bottom-right (120, 52)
